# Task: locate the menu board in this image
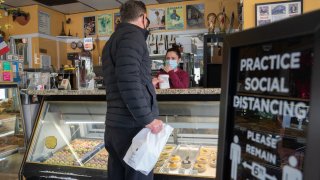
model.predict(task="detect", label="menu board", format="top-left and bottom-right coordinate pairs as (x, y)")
top-left (227, 35), bottom-right (313, 180)
top-left (39, 11), bottom-right (50, 35)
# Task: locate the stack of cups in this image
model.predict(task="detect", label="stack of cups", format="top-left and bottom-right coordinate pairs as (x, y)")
top-left (158, 74), bottom-right (170, 89)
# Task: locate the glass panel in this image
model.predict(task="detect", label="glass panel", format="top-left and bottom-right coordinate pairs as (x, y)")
top-left (156, 101), bottom-right (219, 178)
top-left (27, 101), bottom-right (106, 168)
top-left (0, 83), bottom-right (25, 178)
top-left (228, 35), bottom-right (312, 179)
top-left (26, 100), bottom-right (219, 178)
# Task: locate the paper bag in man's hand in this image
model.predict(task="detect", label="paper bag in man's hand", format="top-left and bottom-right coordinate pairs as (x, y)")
top-left (123, 124), bottom-right (173, 175)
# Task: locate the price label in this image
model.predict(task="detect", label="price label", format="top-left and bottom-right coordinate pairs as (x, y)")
top-left (45, 136), bottom-right (57, 149)
top-left (3, 61), bottom-right (11, 71)
top-left (178, 168), bottom-right (185, 174)
top-left (162, 167), bottom-right (169, 173)
top-left (190, 169), bottom-right (198, 175)
top-left (3, 72), bottom-right (11, 81)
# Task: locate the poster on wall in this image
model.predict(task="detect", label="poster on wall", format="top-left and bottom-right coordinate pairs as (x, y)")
top-left (148, 8), bottom-right (165, 31)
top-left (256, 0), bottom-right (302, 26)
top-left (38, 11), bottom-right (50, 35)
top-left (83, 16), bottom-right (96, 37)
top-left (166, 6), bottom-right (184, 30)
top-left (226, 35), bottom-right (312, 180)
top-left (97, 14), bottom-right (113, 36)
top-left (186, 4), bottom-right (205, 29)
top-left (114, 12), bottom-right (121, 31)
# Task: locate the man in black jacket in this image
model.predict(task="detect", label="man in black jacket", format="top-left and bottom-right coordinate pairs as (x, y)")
top-left (102, 1), bottom-right (163, 180)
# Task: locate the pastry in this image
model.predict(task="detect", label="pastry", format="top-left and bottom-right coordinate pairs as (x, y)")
top-left (181, 159), bottom-right (192, 169)
top-left (160, 152), bottom-right (170, 158)
top-left (170, 155), bottom-right (181, 163)
top-left (169, 162), bottom-right (179, 170)
top-left (155, 159), bottom-right (165, 167)
top-left (211, 153), bottom-right (217, 160)
top-left (200, 148), bottom-right (211, 156)
top-left (196, 156), bottom-right (208, 164)
top-left (209, 159), bottom-right (216, 168)
top-left (181, 156), bottom-right (191, 169)
top-left (163, 145), bottom-right (174, 152)
top-left (84, 149), bottom-right (108, 169)
top-left (193, 163), bottom-right (206, 173)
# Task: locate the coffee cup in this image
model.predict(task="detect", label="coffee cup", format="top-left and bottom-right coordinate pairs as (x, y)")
top-left (159, 74), bottom-right (170, 89)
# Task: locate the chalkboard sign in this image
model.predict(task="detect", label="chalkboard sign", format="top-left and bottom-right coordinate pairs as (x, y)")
top-left (217, 10), bottom-right (320, 180)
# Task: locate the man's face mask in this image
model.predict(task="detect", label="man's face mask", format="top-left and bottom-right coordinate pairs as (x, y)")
top-left (142, 15), bottom-right (149, 30)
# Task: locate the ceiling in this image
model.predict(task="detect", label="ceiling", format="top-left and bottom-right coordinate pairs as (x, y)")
top-left (3, 0), bottom-right (191, 14)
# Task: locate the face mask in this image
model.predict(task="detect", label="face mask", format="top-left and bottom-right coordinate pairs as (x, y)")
top-left (166, 60), bottom-right (178, 69)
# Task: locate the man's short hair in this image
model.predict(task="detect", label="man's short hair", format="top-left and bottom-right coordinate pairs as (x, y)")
top-left (120, 0), bottom-right (147, 23)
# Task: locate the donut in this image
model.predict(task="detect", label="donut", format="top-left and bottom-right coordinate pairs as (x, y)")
top-left (209, 159), bottom-right (216, 168)
top-left (169, 162), bottom-right (179, 170)
top-left (193, 163), bottom-right (206, 173)
top-left (196, 156), bottom-right (208, 164)
top-left (181, 159), bottom-right (191, 169)
top-left (170, 155), bottom-right (181, 163)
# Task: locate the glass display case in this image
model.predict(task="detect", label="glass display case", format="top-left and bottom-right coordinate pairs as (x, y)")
top-left (22, 95), bottom-right (219, 179)
top-left (0, 83), bottom-right (26, 178)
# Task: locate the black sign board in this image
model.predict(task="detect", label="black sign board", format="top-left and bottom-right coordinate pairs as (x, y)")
top-left (217, 10), bottom-right (320, 180)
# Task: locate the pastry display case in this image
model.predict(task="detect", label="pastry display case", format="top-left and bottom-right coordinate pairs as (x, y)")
top-left (21, 94), bottom-right (219, 179)
top-left (0, 83), bottom-right (26, 178)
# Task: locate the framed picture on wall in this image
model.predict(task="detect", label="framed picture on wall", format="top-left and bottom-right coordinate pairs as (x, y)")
top-left (186, 4), bottom-right (205, 29)
top-left (148, 8), bottom-right (166, 31)
top-left (97, 14), bottom-right (113, 36)
top-left (166, 6), bottom-right (184, 30)
top-left (39, 11), bottom-right (50, 35)
top-left (255, 0), bottom-right (302, 27)
top-left (83, 16), bottom-right (96, 37)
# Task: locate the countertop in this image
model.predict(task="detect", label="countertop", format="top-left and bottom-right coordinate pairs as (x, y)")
top-left (25, 88), bottom-right (221, 95)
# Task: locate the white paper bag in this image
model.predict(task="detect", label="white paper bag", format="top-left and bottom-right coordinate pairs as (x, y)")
top-left (123, 124), bottom-right (174, 175)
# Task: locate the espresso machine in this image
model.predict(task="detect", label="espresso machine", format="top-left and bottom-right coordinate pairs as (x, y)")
top-left (67, 51), bottom-right (94, 90)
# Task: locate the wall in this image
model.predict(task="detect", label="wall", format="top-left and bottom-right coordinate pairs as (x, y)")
top-left (65, 0), bottom-right (240, 65)
top-left (0, 6), bottom-right (38, 38)
top-left (2, 0), bottom-right (240, 67)
top-left (0, 5), bottom-right (65, 37)
top-left (65, 0), bottom-right (239, 38)
top-left (243, 0), bottom-right (320, 29)
top-left (38, 6), bottom-right (66, 36)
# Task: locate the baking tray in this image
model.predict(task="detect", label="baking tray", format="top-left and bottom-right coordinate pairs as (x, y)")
top-left (42, 138), bottom-right (103, 167)
top-left (83, 148), bottom-right (108, 169)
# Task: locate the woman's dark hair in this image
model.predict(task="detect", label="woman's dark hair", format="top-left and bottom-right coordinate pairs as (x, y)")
top-left (120, 0), bottom-right (146, 23)
top-left (166, 47), bottom-right (181, 59)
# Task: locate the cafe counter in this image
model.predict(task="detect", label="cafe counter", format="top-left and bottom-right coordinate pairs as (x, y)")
top-left (21, 88), bottom-right (221, 179)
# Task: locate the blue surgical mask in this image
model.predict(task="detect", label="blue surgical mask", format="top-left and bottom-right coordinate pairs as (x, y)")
top-left (166, 60), bottom-right (178, 69)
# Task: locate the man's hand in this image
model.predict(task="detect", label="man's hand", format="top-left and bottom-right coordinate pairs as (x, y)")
top-left (146, 119), bottom-right (163, 134)
top-left (152, 77), bottom-right (163, 88)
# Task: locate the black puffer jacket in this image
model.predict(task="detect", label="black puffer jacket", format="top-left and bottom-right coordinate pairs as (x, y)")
top-left (102, 23), bottom-right (159, 128)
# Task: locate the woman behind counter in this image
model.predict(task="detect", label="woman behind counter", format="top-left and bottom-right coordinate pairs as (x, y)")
top-left (153, 48), bottom-right (189, 88)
